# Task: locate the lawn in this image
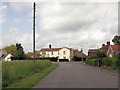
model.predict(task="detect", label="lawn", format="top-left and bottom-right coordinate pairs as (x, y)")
top-left (2, 60), bottom-right (58, 88)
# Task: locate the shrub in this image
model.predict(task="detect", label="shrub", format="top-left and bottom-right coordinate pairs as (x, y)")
top-left (86, 59), bottom-right (97, 66)
top-left (73, 56), bottom-right (82, 61)
top-left (102, 57), bottom-right (112, 67)
top-left (102, 57), bottom-right (119, 69)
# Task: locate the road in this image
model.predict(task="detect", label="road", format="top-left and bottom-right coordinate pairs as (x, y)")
top-left (33, 62), bottom-right (118, 88)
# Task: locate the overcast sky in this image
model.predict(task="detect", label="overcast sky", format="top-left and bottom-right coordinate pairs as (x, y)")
top-left (0, 0), bottom-right (119, 55)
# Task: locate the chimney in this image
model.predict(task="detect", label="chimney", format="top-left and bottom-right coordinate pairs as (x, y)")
top-left (81, 49), bottom-right (83, 53)
top-left (76, 49), bottom-right (78, 52)
top-left (102, 44), bottom-right (105, 47)
top-left (107, 41), bottom-right (110, 45)
top-left (49, 44), bottom-right (51, 49)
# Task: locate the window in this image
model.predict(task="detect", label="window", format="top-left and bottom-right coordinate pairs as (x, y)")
top-left (42, 51), bottom-right (46, 54)
top-left (51, 52), bottom-right (53, 55)
top-left (63, 57), bottom-right (66, 59)
top-left (63, 51), bottom-right (65, 55)
top-left (109, 54), bottom-right (112, 57)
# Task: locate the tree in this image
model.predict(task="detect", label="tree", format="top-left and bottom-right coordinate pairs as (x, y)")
top-left (3, 45), bottom-right (17, 56)
top-left (15, 43), bottom-right (25, 60)
top-left (35, 51), bottom-right (40, 57)
top-left (96, 50), bottom-right (106, 60)
top-left (112, 35), bottom-right (120, 45)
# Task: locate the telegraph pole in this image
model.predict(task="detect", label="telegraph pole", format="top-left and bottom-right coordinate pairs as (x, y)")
top-left (33, 2), bottom-right (36, 63)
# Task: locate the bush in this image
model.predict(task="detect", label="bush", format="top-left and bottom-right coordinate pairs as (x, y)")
top-left (2, 60), bottom-right (52, 87)
top-left (86, 59), bottom-right (97, 66)
top-left (102, 57), bottom-right (112, 67)
top-left (87, 56), bottom-right (95, 59)
top-left (73, 56), bottom-right (82, 61)
top-left (102, 57), bottom-right (119, 69)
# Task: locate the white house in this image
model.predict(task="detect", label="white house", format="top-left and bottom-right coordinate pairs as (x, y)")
top-left (40, 45), bottom-right (74, 61)
top-left (0, 49), bottom-right (12, 61)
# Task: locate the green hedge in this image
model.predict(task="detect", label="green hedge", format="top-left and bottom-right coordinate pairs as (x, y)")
top-left (102, 57), bottom-right (120, 69)
top-left (85, 59), bottom-right (97, 66)
top-left (2, 60), bottom-right (52, 87)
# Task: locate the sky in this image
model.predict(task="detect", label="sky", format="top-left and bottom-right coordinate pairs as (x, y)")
top-left (0, 0), bottom-right (119, 55)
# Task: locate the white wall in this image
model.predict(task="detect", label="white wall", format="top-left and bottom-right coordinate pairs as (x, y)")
top-left (5, 54), bottom-right (12, 61)
top-left (59, 48), bottom-right (70, 61)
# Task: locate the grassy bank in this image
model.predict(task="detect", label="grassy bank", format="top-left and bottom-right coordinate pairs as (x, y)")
top-left (2, 60), bottom-right (58, 88)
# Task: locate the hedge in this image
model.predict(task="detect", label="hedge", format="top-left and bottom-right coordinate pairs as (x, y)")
top-left (85, 59), bottom-right (97, 66)
top-left (102, 57), bottom-right (119, 69)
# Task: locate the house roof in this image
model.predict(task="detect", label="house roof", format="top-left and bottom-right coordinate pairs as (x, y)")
top-left (40, 47), bottom-right (73, 52)
top-left (40, 48), bottom-right (62, 51)
top-left (100, 45), bottom-right (110, 55)
top-left (110, 45), bottom-right (120, 52)
top-left (27, 52), bottom-right (33, 56)
top-left (88, 49), bottom-right (99, 52)
top-left (78, 51), bottom-right (86, 57)
top-left (0, 49), bottom-right (8, 60)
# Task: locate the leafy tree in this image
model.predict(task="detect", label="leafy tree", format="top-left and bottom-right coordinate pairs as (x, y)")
top-left (35, 51), bottom-right (40, 57)
top-left (11, 43), bottom-right (25, 60)
top-left (73, 49), bottom-right (76, 54)
top-left (112, 35), bottom-right (120, 45)
top-left (3, 45), bottom-right (17, 56)
top-left (96, 50), bottom-right (106, 59)
top-left (16, 43), bottom-right (25, 60)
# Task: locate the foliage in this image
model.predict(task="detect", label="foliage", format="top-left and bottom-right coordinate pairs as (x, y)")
top-left (85, 59), bottom-right (97, 66)
top-left (86, 56), bottom-right (95, 59)
top-left (73, 56), bottom-right (82, 61)
top-left (112, 35), bottom-right (120, 45)
top-left (7, 64), bottom-right (58, 88)
top-left (114, 52), bottom-right (120, 59)
top-left (35, 51), bottom-right (40, 57)
top-left (102, 57), bottom-right (112, 67)
top-left (3, 45), bottom-right (17, 56)
top-left (2, 60), bottom-right (53, 87)
top-left (102, 57), bottom-right (119, 69)
top-left (11, 43), bottom-right (25, 60)
top-left (96, 50), bottom-right (106, 59)
top-left (73, 49), bottom-right (76, 54)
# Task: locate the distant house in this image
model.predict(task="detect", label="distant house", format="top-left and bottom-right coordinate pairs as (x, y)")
top-left (0, 49), bottom-right (12, 61)
top-left (106, 45), bottom-right (120, 57)
top-left (88, 49), bottom-right (99, 57)
top-left (75, 49), bottom-right (86, 58)
top-left (27, 52), bottom-right (38, 58)
top-left (40, 44), bottom-right (74, 61)
top-left (88, 41), bottom-right (111, 57)
top-left (100, 41), bottom-right (110, 56)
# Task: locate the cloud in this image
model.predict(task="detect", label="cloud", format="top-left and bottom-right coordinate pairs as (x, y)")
top-left (2, 27), bottom-right (33, 52)
top-left (0, 5), bottom-right (7, 24)
top-left (9, 2), bottom-right (32, 12)
top-left (2, 2), bottom-right (118, 55)
top-left (36, 3), bottom-right (118, 54)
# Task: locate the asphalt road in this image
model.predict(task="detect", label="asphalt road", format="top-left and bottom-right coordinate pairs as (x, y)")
top-left (33, 62), bottom-right (118, 88)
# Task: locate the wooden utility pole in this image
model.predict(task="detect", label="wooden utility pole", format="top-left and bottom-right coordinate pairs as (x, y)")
top-left (33, 2), bottom-right (36, 63)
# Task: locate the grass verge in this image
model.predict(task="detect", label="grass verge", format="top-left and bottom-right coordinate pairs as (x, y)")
top-left (6, 64), bottom-right (58, 88)
top-left (2, 60), bottom-right (58, 89)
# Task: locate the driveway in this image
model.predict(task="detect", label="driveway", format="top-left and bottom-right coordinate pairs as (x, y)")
top-left (33, 62), bottom-right (118, 88)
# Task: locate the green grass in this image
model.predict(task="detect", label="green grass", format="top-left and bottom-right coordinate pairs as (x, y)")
top-left (2, 60), bottom-right (58, 88)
